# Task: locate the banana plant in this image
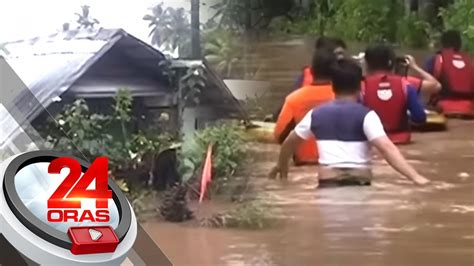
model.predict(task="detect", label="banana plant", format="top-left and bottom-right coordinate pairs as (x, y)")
top-left (203, 29), bottom-right (242, 78)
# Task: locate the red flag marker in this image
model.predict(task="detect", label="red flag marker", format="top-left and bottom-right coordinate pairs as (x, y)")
top-left (199, 144), bottom-right (213, 203)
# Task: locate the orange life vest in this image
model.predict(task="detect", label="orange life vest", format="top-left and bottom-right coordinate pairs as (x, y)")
top-left (274, 84), bottom-right (335, 164)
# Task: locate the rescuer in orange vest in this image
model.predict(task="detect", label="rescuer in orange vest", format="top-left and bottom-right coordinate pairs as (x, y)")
top-left (274, 48), bottom-right (336, 165)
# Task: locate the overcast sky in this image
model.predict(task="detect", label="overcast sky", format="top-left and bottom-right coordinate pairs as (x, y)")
top-left (0, 0), bottom-right (215, 43)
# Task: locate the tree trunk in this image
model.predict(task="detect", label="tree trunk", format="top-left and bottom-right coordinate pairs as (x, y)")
top-left (191, 0), bottom-right (201, 59)
top-left (243, 0), bottom-right (251, 78)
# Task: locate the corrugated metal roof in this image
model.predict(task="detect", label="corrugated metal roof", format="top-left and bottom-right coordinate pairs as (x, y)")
top-left (0, 28), bottom-right (167, 149)
top-left (3, 28), bottom-right (131, 118)
top-left (0, 28), bottom-right (246, 149)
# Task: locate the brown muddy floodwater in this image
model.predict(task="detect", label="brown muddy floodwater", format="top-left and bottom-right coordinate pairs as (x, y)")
top-left (143, 120), bottom-right (474, 266)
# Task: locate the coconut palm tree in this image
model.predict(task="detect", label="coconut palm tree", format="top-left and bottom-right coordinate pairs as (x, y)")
top-left (75, 5), bottom-right (100, 29)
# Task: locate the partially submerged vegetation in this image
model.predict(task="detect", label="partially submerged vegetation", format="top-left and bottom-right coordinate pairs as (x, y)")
top-left (40, 89), bottom-right (276, 229)
top-left (200, 199), bottom-right (280, 230)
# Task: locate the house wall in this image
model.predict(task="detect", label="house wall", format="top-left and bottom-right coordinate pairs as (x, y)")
top-left (182, 106), bottom-right (219, 138)
top-left (64, 48), bottom-right (178, 135)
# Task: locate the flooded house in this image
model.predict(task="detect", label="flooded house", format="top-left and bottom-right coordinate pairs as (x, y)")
top-left (0, 28), bottom-right (245, 155)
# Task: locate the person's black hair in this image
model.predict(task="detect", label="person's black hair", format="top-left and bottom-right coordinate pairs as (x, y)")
top-left (441, 30), bottom-right (462, 51)
top-left (331, 59), bottom-right (363, 95)
top-left (311, 48), bottom-right (338, 79)
top-left (315, 36), bottom-right (347, 50)
top-left (332, 37), bottom-right (347, 49)
top-left (364, 44), bottom-right (396, 71)
top-left (315, 36), bottom-right (333, 50)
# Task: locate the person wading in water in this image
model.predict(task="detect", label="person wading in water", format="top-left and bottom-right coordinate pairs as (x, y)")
top-left (269, 59), bottom-right (430, 187)
top-left (424, 30), bottom-right (474, 115)
top-left (272, 37), bottom-right (347, 121)
top-left (361, 44), bottom-right (430, 144)
top-left (274, 48), bottom-right (336, 165)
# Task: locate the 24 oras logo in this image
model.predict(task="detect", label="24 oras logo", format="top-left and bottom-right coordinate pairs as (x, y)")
top-left (47, 157), bottom-right (112, 223)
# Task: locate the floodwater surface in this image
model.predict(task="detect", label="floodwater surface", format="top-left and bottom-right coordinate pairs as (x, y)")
top-left (143, 120), bottom-right (474, 266)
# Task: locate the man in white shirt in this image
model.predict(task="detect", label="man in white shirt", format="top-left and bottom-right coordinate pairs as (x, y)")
top-left (269, 59), bottom-right (430, 187)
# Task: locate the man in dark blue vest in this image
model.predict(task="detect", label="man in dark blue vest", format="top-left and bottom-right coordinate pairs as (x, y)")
top-left (269, 59), bottom-right (430, 187)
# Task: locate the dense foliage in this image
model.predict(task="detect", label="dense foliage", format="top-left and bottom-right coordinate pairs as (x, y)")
top-left (44, 89), bottom-right (175, 173)
top-left (330, 0), bottom-right (403, 43)
top-left (143, 3), bottom-right (192, 57)
top-left (396, 12), bottom-right (433, 49)
top-left (267, 0), bottom-right (473, 52)
top-left (440, 0), bottom-right (474, 53)
top-left (181, 123), bottom-right (247, 183)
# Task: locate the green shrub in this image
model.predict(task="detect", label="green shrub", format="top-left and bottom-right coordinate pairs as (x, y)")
top-left (397, 13), bottom-right (432, 48)
top-left (440, 0), bottom-right (474, 54)
top-left (182, 123), bottom-right (246, 182)
top-left (330, 0), bottom-right (403, 43)
top-left (268, 0), bottom-right (340, 36)
top-left (44, 89), bottom-right (174, 172)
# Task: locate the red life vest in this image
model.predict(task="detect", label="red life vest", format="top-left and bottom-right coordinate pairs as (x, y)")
top-left (433, 49), bottom-right (474, 115)
top-left (302, 66), bottom-right (314, 86)
top-left (434, 49), bottom-right (474, 98)
top-left (362, 74), bottom-right (411, 144)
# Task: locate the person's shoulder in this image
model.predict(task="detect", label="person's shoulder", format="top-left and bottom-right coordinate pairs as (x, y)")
top-left (352, 102), bottom-right (371, 114)
top-left (315, 101), bottom-right (369, 114)
top-left (310, 100), bottom-right (334, 113)
top-left (287, 84), bottom-right (331, 101)
top-left (285, 87), bottom-right (307, 102)
top-left (314, 84), bottom-right (335, 97)
top-left (343, 102), bottom-right (373, 119)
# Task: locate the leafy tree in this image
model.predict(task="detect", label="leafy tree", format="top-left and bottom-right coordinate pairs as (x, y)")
top-left (143, 3), bottom-right (191, 57)
top-left (210, 0), bottom-right (294, 32)
top-left (330, 0), bottom-right (403, 43)
top-left (440, 0), bottom-right (474, 53)
top-left (397, 12), bottom-right (432, 48)
top-left (75, 5), bottom-right (100, 29)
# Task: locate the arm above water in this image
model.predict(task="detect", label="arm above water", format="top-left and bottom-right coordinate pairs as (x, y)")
top-left (406, 55), bottom-right (441, 94)
top-left (269, 111), bottom-right (313, 179)
top-left (274, 100), bottom-right (296, 144)
top-left (363, 111), bottom-right (430, 185)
